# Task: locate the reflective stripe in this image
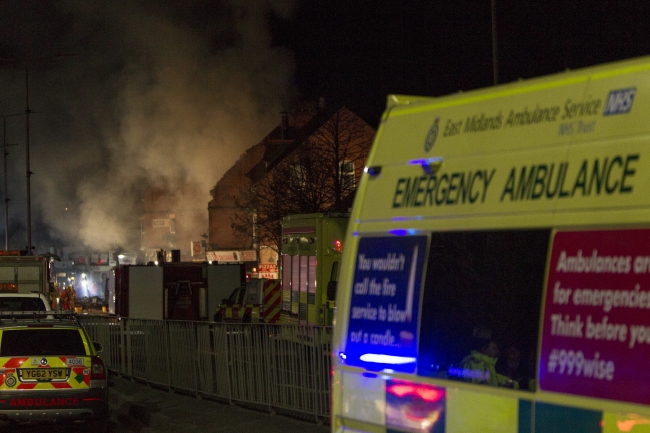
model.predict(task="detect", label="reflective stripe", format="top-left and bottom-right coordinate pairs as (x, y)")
top-left (446, 387), bottom-right (518, 433)
top-left (0, 357), bottom-right (90, 390)
top-left (222, 280), bottom-right (281, 322)
top-left (261, 280), bottom-right (281, 322)
top-left (264, 307), bottom-right (281, 322)
top-left (223, 306), bottom-right (257, 320)
top-left (346, 370), bottom-right (605, 433)
top-left (602, 411), bottom-right (650, 433)
top-left (1, 358), bottom-right (28, 369)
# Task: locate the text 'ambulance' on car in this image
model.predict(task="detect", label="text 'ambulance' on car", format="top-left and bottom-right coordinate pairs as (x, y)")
top-left (0, 311), bottom-right (109, 431)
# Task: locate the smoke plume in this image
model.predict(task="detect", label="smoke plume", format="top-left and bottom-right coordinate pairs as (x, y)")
top-left (0, 0), bottom-right (295, 252)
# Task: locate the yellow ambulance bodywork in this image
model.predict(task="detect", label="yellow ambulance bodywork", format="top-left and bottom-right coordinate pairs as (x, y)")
top-left (281, 213), bottom-right (348, 326)
top-left (332, 56), bottom-right (650, 433)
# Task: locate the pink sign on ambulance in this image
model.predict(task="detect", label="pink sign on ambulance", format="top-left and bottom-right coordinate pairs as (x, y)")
top-left (539, 228), bottom-right (650, 404)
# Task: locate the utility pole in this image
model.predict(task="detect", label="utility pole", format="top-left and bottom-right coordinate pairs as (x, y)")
top-left (2, 114), bottom-right (21, 250)
top-left (491, 0), bottom-right (499, 85)
top-left (0, 53), bottom-right (76, 255)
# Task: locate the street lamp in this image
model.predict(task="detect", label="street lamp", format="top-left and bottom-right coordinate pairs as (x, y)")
top-left (0, 53), bottom-right (76, 255)
top-left (2, 113), bottom-right (22, 250)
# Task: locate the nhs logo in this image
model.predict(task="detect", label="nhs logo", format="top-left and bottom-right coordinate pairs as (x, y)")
top-left (603, 88), bottom-right (636, 115)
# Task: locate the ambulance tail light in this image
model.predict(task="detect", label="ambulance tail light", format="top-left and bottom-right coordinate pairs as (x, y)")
top-left (386, 380), bottom-right (444, 403)
top-left (333, 240), bottom-right (342, 253)
top-left (91, 356), bottom-right (106, 381)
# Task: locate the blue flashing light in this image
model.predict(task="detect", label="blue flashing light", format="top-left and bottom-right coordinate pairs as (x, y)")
top-left (352, 231), bottom-right (359, 237)
top-left (364, 166), bottom-right (382, 177)
top-left (408, 157), bottom-right (443, 166)
top-left (389, 229), bottom-right (418, 236)
top-left (409, 157), bottom-right (443, 175)
top-left (359, 354), bottom-right (417, 365)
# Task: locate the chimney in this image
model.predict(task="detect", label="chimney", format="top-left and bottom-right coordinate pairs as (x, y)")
top-left (318, 97), bottom-right (325, 121)
top-left (281, 111), bottom-right (289, 139)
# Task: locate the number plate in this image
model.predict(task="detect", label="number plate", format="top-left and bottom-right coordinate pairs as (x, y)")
top-left (18, 368), bottom-right (68, 380)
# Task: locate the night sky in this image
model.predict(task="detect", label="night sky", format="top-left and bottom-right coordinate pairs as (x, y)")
top-left (274, 0), bottom-right (650, 121)
top-left (1, 0), bottom-right (649, 252)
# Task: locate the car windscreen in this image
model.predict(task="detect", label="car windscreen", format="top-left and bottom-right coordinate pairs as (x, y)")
top-left (0, 329), bottom-right (87, 356)
top-left (0, 297), bottom-right (47, 312)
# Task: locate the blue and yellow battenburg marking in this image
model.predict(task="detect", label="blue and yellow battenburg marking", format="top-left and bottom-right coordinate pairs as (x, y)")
top-left (339, 374), bottom-right (650, 433)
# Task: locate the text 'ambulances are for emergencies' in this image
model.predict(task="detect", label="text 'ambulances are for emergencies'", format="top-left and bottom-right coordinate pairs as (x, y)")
top-left (539, 228), bottom-right (650, 405)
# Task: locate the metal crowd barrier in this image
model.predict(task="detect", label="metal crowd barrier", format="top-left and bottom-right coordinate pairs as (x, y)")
top-left (79, 316), bottom-right (332, 423)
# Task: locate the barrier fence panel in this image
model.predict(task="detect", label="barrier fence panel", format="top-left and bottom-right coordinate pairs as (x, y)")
top-left (80, 316), bottom-right (122, 372)
top-left (142, 319), bottom-right (172, 388)
top-left (79, 316), bottom-right (332, 422)
top-left (210, 324), bottom-right (232, 401)
top-left (168, 321), bottom-right (200, 394)
top-left (272, 325), bottom-right (332, 421)
top-left (195, 322), bottom-right (214, 395)
top-left (226, 323), bottom-right (279, 410)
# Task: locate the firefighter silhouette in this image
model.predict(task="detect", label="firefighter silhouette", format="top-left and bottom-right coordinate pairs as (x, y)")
top-left (50, 283), bottom-right (61, 309)
top-left (62, 284), bottom-right (77, 310)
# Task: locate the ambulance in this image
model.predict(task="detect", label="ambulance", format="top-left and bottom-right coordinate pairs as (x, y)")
top-left (280, 213), bottom-right (348, 326)
top-left (331, 55), bottom-right (650, 433)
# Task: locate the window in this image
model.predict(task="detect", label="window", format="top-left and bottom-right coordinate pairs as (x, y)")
top-left (0, 297), bottom-right (47, 311)
top-left (339, 160), bottom-right (355, 191)
top-left (0, 329), bottom-right (87, 356)
top-left (290, 164), bottom-right (306, 188)
top-left (417, 229), bottom-right (550, 391)
top-left (281, 254), bottom-right (292, 314)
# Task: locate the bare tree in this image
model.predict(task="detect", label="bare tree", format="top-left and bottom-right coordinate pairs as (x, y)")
top-left (231, 106), bottom-right (374, 254)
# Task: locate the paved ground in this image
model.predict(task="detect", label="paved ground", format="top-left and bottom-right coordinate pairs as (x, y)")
top-left (108, 373), bottom-right (331, 433)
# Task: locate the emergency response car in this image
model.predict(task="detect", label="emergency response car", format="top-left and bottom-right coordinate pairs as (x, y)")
top-left (0, 311), bottom-right (109, 431)
top-left (0, 293), bottom-right (51, 312)
top-left (213, 278), bottom-right (281, 323)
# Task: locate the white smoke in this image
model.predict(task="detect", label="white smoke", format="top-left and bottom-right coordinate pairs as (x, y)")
top-left (0, 0), bottom-right (296, 252)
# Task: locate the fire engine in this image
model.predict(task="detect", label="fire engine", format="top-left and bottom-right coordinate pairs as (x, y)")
top-left (0, 250), bottom-right (51, 294)
top-left (110, 259), bottom-right (245, 320)
top-left (280, 212), bottom-right (348, 326)
top-left (213, 277), bottom-right (281, 323)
